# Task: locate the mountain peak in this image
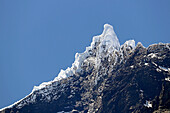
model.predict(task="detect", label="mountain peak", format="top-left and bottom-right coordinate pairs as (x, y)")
top-left (91, 24), bottom-right (120, 50)
top-left (1, 24), bottom-right (170, 113)
top-left (1, 24), bottom-right (135, 111)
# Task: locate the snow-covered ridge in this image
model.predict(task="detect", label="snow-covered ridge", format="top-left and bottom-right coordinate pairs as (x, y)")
top-left (34, 24), bottom-right (135, 92)
top-left (0, 24), bottom-right (136, 111)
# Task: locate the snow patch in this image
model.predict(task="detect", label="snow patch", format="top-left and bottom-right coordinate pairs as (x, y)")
top-left (148, 53), bottom-right (157, 58)
top-left (144, 100), bottom-right (152, 108)
top-left (140, 90), bottom-right (144, 93)
top-left (165, 77), bottom-right (170, 82)
top-left (123, 40), bottom-right (135, 49)
top-left (152, 62), bottom-right (158, 67)
top-left (130, 65), bottom-right (134, 68)
top-left (57, 111), bottom-right (70, 113)
top-left (33, 81), bottom-right (53, 92)
top-left (0, 92), bottom-right (33, 111)
top-left (165, 44), bottom-right (170, 50)
top-left (120, 40), bottom-right (135, 57)
top-left (156, 68), bottom-right (162, 72)
top-left (159, 66), bottom-right (169, 72)
top-left (144, 63), bottom-right (149, 66)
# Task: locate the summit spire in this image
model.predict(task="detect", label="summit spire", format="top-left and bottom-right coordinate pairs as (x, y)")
top-left (34, 24), bottom-right (134, 92)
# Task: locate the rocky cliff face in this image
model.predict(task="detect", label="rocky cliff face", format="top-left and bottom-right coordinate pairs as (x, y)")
top-left (0, 24), bottom-right (170, 113)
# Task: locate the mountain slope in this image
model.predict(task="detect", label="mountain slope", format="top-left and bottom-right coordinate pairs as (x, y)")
top-left (0, 24), bottom-right (170, 113)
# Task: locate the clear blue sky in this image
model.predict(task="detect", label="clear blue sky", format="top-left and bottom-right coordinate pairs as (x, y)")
top-left (0, 0), bottom-right (170, 108)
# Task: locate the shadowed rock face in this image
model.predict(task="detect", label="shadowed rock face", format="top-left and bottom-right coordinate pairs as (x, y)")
top-left (1, 43), bottom-right (170, 113)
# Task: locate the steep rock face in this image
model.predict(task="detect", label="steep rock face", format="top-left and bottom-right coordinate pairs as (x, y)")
top-left (0, 24), bottom-right (170, 113)
top-left (101, 43), bottom-right (170, 113)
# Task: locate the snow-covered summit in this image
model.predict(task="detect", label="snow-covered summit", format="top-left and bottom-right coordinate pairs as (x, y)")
top-left (0, 24), bottom-right (137, 112)
top-left (1, 23), bottom-right (170, 113)
top-left (91, 24), bottom-right (120, 50)
top-left (33, 24), bottom-right (135, 92)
